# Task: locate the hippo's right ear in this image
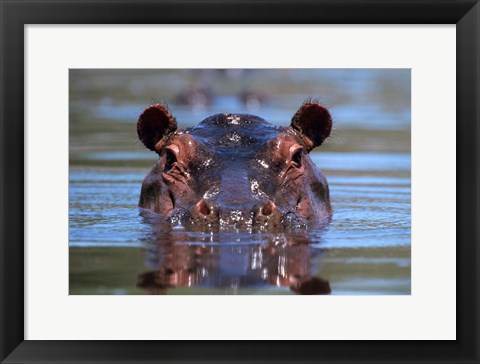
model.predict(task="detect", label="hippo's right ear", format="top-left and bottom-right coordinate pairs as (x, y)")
top-left (290, 102), bottom-right (332, 152)
top-left (137, 104), bottom-right (177, 152)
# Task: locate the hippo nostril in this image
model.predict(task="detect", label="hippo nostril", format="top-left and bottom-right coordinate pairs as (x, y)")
top-left (260, 201), bottom-right (276, 216)
top-left (252, 201), bottom-right (281, 229)
top-left (196, 199), bottom-right (213, 216)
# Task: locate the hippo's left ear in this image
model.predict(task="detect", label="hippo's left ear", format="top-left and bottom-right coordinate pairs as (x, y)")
top-left (290, 102), bottom-right (332, 151)
top-left (137, 104), bottom-right (177, 152)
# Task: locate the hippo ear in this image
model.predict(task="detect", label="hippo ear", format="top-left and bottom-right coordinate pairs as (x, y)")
top-left (290, 102), bottom-right (332, 151)
top-left (137, 104), bottom-right (177, 151)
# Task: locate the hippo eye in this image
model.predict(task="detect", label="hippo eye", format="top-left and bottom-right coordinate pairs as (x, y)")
top-left (291, 149), bottom-right (303, 168)
top-left (164, 149), bottom-right (177, 172)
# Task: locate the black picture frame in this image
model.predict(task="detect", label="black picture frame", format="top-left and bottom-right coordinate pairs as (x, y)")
top-left (1, 1), bottom-right (478, 363)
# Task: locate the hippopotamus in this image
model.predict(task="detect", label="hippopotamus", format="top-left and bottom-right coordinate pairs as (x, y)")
top-left (137, 101), bottom-right (333, 230)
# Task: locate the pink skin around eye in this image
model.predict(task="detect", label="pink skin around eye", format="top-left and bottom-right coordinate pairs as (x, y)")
top-left (289, 144), bottom-right (303, 159)
top-left (166, 144), bottom-right (180, 156)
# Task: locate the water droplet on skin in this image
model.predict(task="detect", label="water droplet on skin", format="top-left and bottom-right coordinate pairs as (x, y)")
top-left (169, 214), bottom-right (184, 227)
top-left (250, 179), bottom-right (269, 200)
top-left (227, 131), bottom-right (241, 143)
top-left (203, 186), bottom-right (219, 199)
top-left (230, 210), bottom-right (243, 222)
top-left (202, 158), bottom-right (212, 168)
top-left (226, 115), bottom-right (241, 125)
top-left (258, 159), bottom-right (269, 169)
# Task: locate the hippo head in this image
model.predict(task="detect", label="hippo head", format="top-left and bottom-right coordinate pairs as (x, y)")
top-left (137, 101), bottom-right (333, 230)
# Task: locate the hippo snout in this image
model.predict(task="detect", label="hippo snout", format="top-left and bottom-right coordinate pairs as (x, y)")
top-left (190, 199), bottom-right (282, 229)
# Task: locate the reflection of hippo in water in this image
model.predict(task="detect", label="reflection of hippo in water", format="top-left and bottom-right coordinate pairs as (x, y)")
top-left (137, 231), bottom-right (331, 295)
top-left (137, 101), bottom-right (333, 230)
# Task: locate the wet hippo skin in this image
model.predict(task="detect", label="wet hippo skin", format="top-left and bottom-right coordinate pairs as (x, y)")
top-left (137, 101), bottom-right (333, 231)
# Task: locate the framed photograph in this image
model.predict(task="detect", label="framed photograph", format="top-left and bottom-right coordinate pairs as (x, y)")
top-left (1, 0), bottom-right (478, 363)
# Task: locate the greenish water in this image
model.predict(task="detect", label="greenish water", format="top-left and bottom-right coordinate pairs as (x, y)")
top-left (69, 69), bottom-right (411, 295)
